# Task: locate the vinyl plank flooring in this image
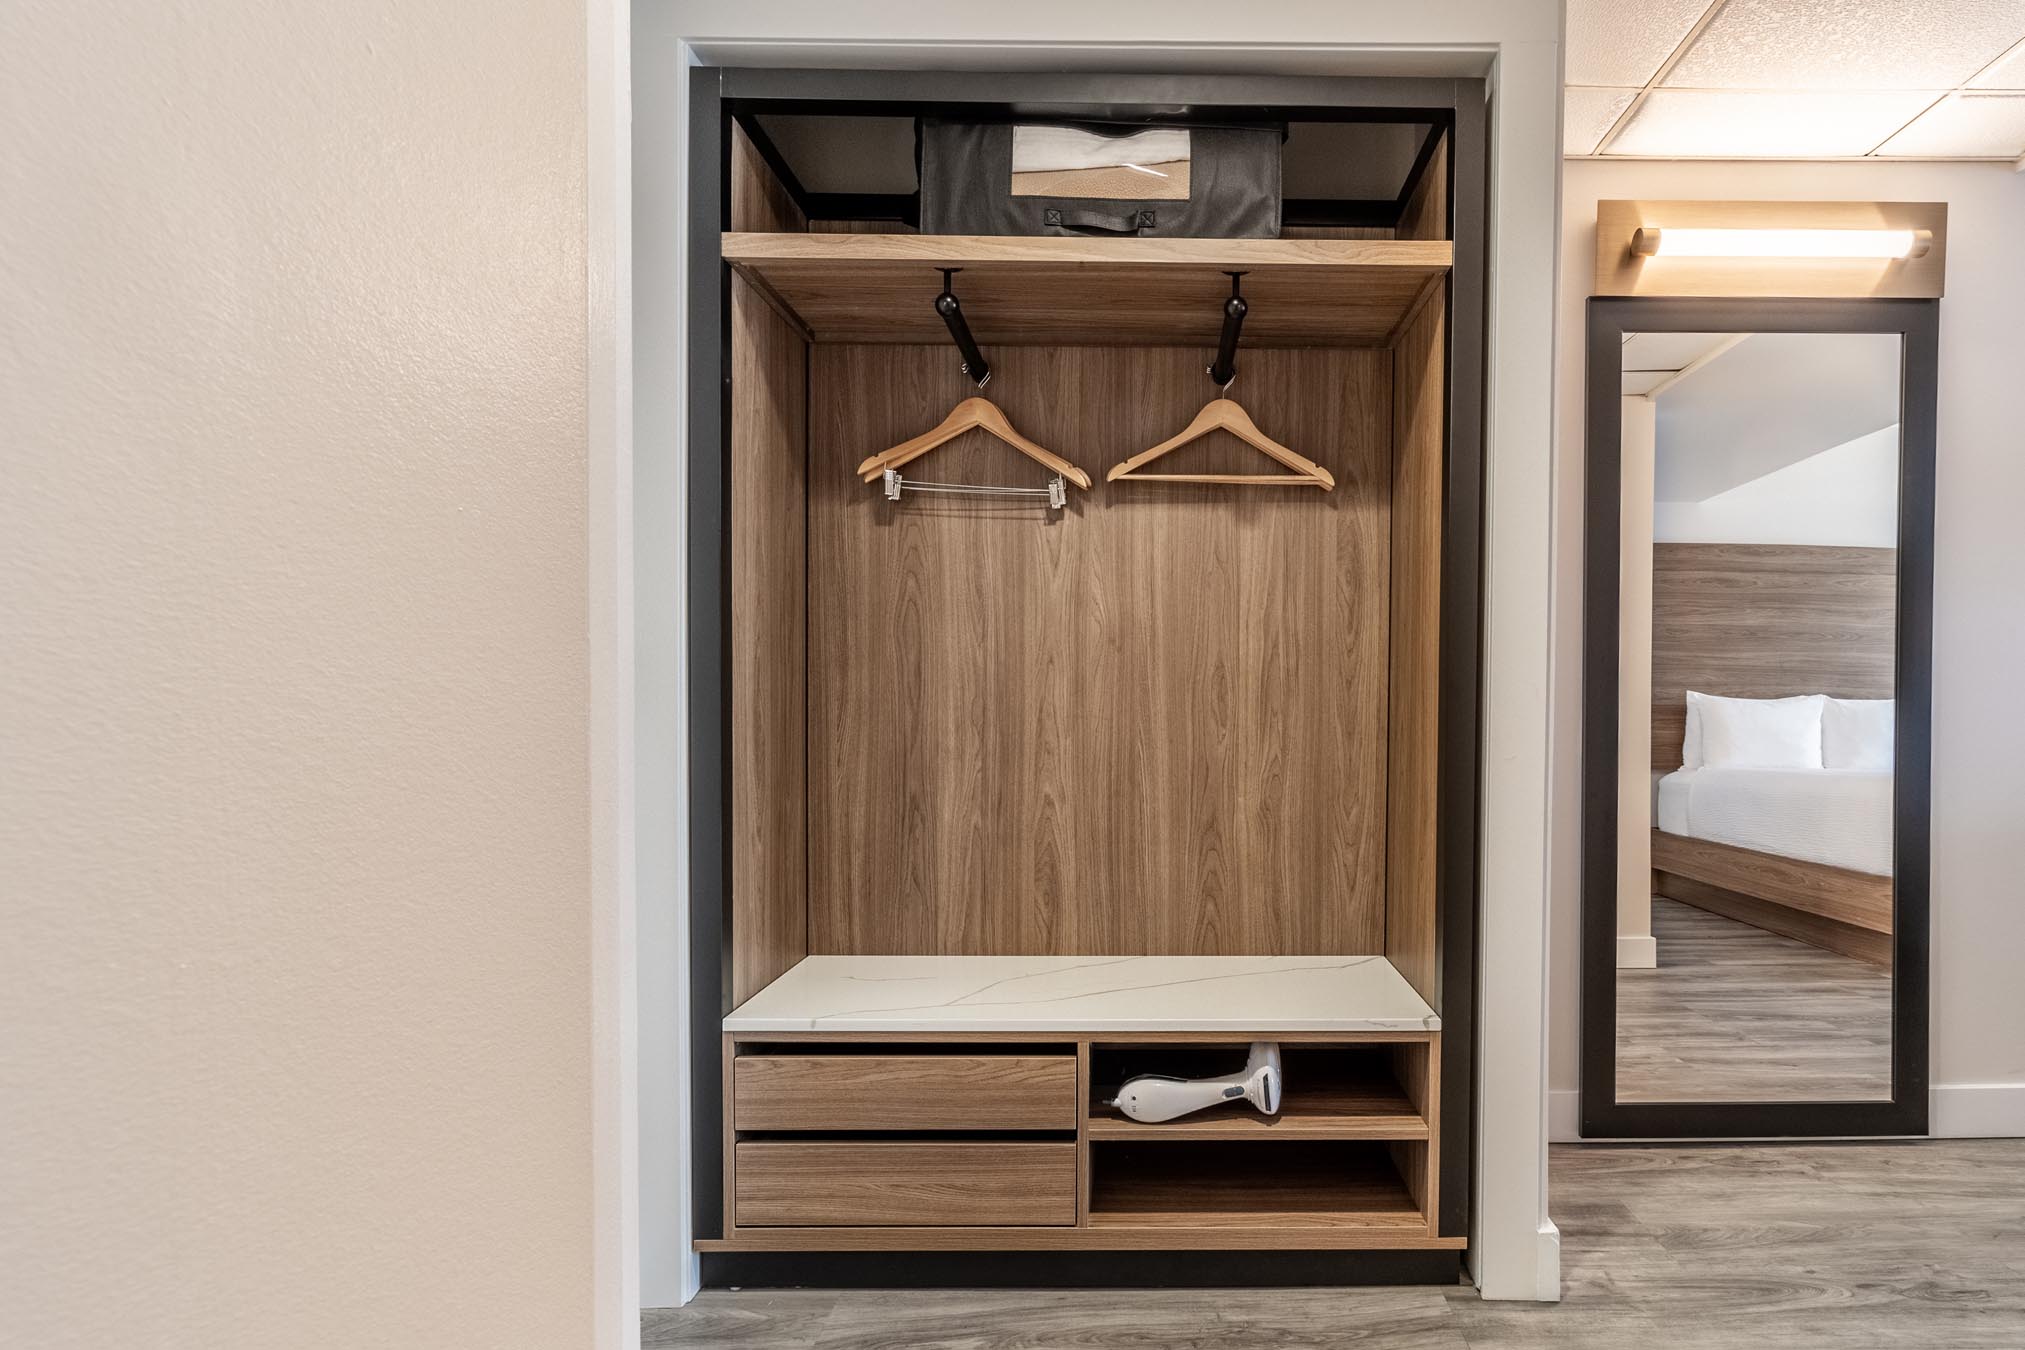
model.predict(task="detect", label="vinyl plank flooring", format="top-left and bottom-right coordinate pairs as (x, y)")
top-left (649, 1140), bottom-right (2025, 1349)
top-left (1616, 898), bottom-right (1893, 1103)
top-left (814, 1287), bottom-right (1466, 1350)
top-left (642, 1289), bottom-right (836, 1349)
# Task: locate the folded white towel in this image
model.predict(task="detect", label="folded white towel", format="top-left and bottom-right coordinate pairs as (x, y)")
top-left (1011, 126), bottom-right (1190, 174)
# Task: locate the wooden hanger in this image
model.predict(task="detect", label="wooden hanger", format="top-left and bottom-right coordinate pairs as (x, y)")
top-left (1106, 397), bottom-right (1335, 490)
top-left (856, 395), bottom-right (1092, 489)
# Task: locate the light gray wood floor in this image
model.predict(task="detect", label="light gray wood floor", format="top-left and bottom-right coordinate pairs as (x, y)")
top-left (646, 1139), bottom-right (2025, 1349)
top-left (1616, 896), bottom-right (1893, 1103)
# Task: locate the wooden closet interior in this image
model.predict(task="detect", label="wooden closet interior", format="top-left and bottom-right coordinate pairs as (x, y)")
top-left (691, 77), bottom-right (1484, 1279)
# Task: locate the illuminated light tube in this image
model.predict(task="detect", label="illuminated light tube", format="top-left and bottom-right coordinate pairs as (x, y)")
top-left (1630, 227), bottom-right (1932, 260)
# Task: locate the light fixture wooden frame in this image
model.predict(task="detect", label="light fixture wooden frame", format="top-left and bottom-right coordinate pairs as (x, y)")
top-left (1596, 200), bottom-right (1947, 299)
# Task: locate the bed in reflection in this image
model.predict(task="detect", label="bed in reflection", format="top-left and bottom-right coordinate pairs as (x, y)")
top-left (1648, 542), bottom-right (1897, 966)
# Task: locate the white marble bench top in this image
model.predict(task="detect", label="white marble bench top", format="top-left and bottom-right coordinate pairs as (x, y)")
top-left (723, 954), bottom-right (1440, 1033)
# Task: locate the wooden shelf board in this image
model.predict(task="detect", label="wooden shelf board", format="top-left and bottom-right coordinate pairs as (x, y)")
top-left (1087, 1140), bottom-right (1427, 1232)
top-left (722, 232), bottom-right (1452, 348)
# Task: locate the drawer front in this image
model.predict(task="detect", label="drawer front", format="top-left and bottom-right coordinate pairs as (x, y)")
top-left (736, 1141), bottom-right (1077, 1227)
top-left (734, 1053), bottom-right (1077, 1131)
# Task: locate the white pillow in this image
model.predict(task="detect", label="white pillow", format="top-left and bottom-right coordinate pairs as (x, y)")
top-left (1823, 697), bottom-right (1894, 772)
top-left (1693, 692), bottom-right (1826, 770)
top-left (1681, 693), bottom-right (1705, 769)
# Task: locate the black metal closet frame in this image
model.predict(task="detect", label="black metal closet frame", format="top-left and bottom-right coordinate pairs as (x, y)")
top-left (684, 66), bottom-right (1491, 1285)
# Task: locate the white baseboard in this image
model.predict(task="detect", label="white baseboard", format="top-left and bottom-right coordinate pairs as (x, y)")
top-left (1548, 1088), bottom-right (1580, 1142)
top-left (1932, 1083), bottom-right (2025, 1137)
top-left (1616, 935), bottom-right (1656, 969)
top-left (1535, 1220), bottom-right (1563, 1302)
top-left (1546, 1083), bottom-right (2025, 1141)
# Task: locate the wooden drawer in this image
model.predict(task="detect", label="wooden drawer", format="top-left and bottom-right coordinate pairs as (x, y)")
top-left (735, 1141), bottom-right (1076, 1227)
top-left (734, 1052), bottom-right (1077, 1131)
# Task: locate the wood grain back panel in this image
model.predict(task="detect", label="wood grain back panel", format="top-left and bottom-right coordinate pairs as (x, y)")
top-left (1395, 133), bottom-right (1448, 243)
top-left (729, 274), bottom-right (808, 1003)
top-left (1650, 543), bottom-right (1896, 771)
top-left (807, 344), bottom-right (1391, 956)
top-left (1384, 283), bottom-right (1445, 1003)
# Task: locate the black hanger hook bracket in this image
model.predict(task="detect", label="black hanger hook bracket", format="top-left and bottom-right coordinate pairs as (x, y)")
top-left (934, 267), bottom-right (991, 389)
top-left (1207, 271), bottom-right (1248, 390)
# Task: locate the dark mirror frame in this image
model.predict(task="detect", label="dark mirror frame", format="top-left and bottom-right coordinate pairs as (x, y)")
top-left (1580, 296), bottom-right (1934, 1139)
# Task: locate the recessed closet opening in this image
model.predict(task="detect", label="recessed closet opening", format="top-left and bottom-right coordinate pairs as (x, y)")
top-left (687, 68), bottom-right (1486, 1287)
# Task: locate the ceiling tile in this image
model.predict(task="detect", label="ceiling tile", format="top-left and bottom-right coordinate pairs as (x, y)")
top-left (1566, 0), bottom-right (1717, 85)
top-left (1664, 0), bottom-right (2025, 91)
top-left (1879, 92), bottom-right (2025, 155)
top-left (1565, 87), bottom-right (1640, 154)
top-left (1609, 89), bottom-right (1937, 156)
top-left (1969, 38), bottom-right (2025, 87)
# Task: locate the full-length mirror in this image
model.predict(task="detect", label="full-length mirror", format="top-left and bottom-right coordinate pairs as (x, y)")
top-left (1583, 299), bottom-right (1934, 1137)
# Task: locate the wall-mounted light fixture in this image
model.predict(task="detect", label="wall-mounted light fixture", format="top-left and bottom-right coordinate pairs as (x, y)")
top-left (1630, 227), bottom-right (1933, 260)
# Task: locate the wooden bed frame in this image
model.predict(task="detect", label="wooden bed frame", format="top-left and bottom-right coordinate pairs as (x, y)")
top-left (1648, 542), bottom-right (1897, 965)
top-left (1651, 829), bottom-right (1891, 965)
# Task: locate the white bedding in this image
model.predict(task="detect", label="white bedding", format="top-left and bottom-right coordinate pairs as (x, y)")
top-left (1656, 766), bottom-right (1893, 876)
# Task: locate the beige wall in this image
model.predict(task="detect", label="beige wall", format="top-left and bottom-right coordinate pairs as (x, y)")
top-left (1551, 159), bottom-right (2025, 1137)
top-left (1, 2), bottom-right (597, 1345)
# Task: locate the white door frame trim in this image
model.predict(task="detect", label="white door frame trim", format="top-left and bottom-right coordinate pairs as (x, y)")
top-left (599, 18), bottom-right (1566, 1320)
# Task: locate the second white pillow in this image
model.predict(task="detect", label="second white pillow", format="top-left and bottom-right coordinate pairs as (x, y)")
top-left (1692, 691), bottom-right (1827, 771)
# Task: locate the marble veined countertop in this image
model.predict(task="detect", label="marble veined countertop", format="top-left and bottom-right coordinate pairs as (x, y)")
top-left (723, 954), bottom-right (1440, 1033)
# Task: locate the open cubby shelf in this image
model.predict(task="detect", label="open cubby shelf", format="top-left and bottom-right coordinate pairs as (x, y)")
top-left (722, 232), bottom-right (1452, 347)
top-left (1088, 1140), bottom-right (1425, 1230)
top-left (1088, 1044), bottom-right (1429, 1140)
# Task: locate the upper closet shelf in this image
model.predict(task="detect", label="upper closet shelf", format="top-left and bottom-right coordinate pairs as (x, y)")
top-left (723, 954), bottom-right (1441, 1034)
top-left (722, 233), bottom-right (1452, 347)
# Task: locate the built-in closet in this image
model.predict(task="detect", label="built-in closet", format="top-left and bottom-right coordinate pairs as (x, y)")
top-left (686, 69), bottom-right (1487, 1285)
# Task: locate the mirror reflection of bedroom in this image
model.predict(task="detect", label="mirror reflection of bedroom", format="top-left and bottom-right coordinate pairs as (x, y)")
top-left (1614, 330), bottom-right (1899, 1104)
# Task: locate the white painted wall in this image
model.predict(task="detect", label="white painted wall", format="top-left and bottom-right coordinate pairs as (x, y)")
top-left (638, 0), bottom-right (1567, 1305)
top-left (3, 1), bottom-right (610, 1346)
top-left (1618, 399), bottom-right (1658, 969)
top-left (1654, 424), bottom-right (1902, 548)
top-left (1550, 159), bottom-right (2025, 1143)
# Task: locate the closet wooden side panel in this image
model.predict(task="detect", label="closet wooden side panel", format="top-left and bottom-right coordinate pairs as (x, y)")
top-left (1385, 285), bottom-right (1446, 1004)
top-left (729, 274), bottom-right (808, 1004)
top-left (807, 345), bottom-right (1390, 956)
top-left (731, 121), bottom-right (804, 233)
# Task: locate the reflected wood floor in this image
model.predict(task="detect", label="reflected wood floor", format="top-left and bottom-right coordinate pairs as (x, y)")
top-left (646, 1140), bottom-right (2025, 1350)
top-left (1616, 896), bottom-right (1893, 1103)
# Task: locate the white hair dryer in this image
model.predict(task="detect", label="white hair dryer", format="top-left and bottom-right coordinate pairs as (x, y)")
top-left (1106, 1041), bottom-right (1283, 1123)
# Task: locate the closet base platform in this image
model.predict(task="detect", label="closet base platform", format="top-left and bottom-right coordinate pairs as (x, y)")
top-left (710, 956), bottom-right (1454, 1256)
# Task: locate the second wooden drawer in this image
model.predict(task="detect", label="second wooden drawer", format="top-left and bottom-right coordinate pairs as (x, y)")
top-left (734, 1052), bottom-right (1077, 1131)
top-left (736, 1141), bottom-right (1077, 1226)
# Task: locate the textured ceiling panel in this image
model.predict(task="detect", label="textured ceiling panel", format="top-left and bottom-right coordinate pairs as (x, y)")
top-left (1611, 89), bottom-right (1937, 156)
top-left (1565, 87), bottom-right (1640, 154)
top-left (1665, 0), bottom-right (2025, 91)
top-left (1879, 92), bottom-right (2025, 155)
top-left (1969, 38), bottom-right (2025, 86)
top-left (1566, 0), bottom-right (1716, 85)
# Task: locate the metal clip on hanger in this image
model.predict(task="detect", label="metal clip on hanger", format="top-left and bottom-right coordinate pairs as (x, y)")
top-left (855, 269), bottom-right (1090, 511)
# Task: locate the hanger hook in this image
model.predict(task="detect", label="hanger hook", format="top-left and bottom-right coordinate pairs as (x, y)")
top-left (935, 267), bottom-right (991, 389)
top-left (1208, 270), bottom-right (1248, 391)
